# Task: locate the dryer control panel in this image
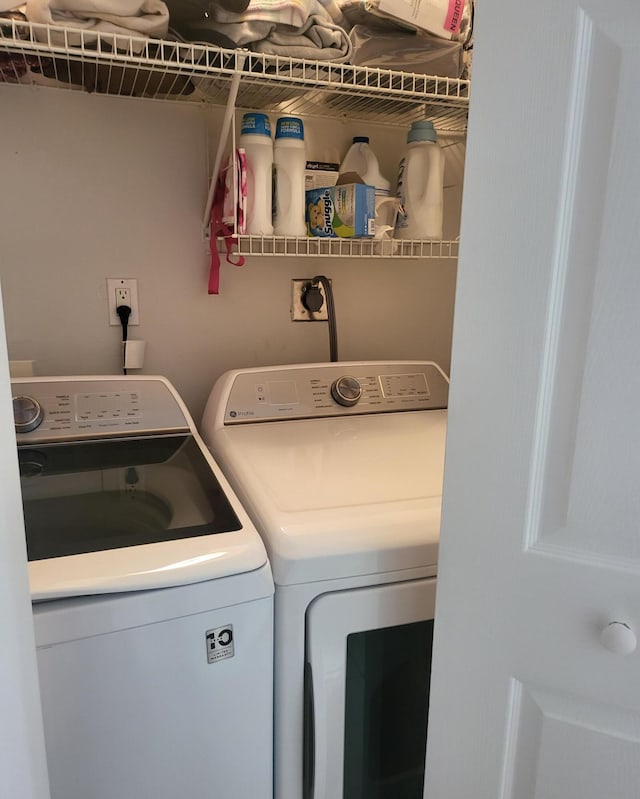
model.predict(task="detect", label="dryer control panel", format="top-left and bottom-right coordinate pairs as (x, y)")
top-left (213, 361), bottom-right (449, 424)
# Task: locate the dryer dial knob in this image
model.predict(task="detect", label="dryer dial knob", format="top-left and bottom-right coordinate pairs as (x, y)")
top-left (13, 395), bottom-right (44, 433)
top-left (331, 376), bottom-right (362, 407)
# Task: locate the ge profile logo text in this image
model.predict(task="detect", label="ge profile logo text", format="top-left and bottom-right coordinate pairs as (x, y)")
top-left (229, 409), bottom-right (254, 418)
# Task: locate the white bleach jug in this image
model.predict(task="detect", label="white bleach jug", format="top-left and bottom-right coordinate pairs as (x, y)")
top-left (239, 112), bottom-right (273, 235)
top-left (394, 120), bottom-right (445, 241)
top-left (340, 136), bottom-right (392, 236)
top-left (339, 136), bottom-right (391, 194)
top-left (273, 116), bottom-right (307, 237)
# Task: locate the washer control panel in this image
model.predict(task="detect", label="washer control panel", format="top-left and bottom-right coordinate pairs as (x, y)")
top-left (12, 378), bottom-right (189, 443)
top-left (219, 362), bottom-right (449, 423)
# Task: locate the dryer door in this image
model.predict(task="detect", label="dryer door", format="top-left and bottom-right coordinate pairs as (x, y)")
top-left (305, 578), bottom-right (436, 799)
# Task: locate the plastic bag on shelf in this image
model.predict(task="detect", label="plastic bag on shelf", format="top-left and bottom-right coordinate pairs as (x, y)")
top-left (348, 23), bottom-right (463, 77)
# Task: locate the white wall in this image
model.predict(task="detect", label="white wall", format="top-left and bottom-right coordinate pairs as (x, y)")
top-left (0, 84), bottom-right (463, 420)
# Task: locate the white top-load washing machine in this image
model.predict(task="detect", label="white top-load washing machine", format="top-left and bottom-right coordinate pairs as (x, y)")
top-left (201, 361), bottom-right (448, 799)
top-left (12, 375), bottom-right (274, 799)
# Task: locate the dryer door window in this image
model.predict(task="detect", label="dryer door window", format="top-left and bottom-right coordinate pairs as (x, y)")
top-left (343, 618), bottom-right (433, 799)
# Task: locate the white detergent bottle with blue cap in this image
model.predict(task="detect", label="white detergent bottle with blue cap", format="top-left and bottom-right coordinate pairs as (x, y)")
top-left (273, 116), bottom-right (307, 237)
top-left (239, 112), bottom-right (273, 235)
top-left (394, 120), bottom-right (445, 240)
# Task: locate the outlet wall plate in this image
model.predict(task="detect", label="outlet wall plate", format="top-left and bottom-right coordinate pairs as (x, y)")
top-left (291, 279), bottom-right (330, 321)
top-left (107, 278), bottom-right (140, 326)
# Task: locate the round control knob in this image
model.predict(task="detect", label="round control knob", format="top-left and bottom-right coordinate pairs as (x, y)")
top-left (331, 376), bottom-right (362, 407)
top-left (601, 621), bottom-right (637, 655)
top-left (18, 450), bottom-right (46, 477)
top-left (13, 395), bottom-right (44, 433)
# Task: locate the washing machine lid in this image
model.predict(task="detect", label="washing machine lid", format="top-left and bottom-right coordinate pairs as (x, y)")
top-left (211, 408), bottom-right (446, 585)
top-left (13, 376), bottom-right (269, 600)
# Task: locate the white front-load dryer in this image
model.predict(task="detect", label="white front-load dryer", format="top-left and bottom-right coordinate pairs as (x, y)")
top-left (201, 361), bottom-right (448, 799)
top-left (13, 375), bottom-right (274, 799)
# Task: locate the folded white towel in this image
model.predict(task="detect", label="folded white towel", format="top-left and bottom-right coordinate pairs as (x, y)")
top-left (210, 0), bottom-right (346, 29)
top-left (0, 1), bottom-right (25, 12)
top-left (253, 14), bottom-right (351, 60)
top-left (25, 0), bottom-right (169, 51)
top-left (193, 0), bottom-right (352, 62)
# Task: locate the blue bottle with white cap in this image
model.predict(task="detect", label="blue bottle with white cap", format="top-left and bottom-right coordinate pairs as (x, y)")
top-left (239, 112), bottom-right (274, 236)
top-left (394, 120), bottom-right (445, 241)
top-left (273, 116), bottom-right (307, 237)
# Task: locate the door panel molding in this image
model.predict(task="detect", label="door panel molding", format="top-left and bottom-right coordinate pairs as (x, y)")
top-left (525, 8), bottom-right (623, 558)
top-left (501, 679), bottom-right (640, 799)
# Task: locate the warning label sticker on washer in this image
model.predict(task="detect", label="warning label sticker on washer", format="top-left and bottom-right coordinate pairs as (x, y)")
top-left (205, 625), bottom-right (234, 663)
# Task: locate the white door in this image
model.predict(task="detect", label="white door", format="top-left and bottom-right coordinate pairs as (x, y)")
top-left (0, 284), bottom-right (50, 799)
top-left (425, 1), bottom-right (640, 797)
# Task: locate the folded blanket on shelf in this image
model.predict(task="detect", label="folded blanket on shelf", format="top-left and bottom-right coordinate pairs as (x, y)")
top-left (23, 0), bottom-right (169, 52)
top-left (212, 0), bottom-right (346, 28)
top-left (173, 0), bottom-right (352, 62)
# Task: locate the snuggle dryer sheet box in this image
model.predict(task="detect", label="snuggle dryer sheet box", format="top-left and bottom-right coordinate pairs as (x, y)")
top-left (306, 174), bottom-right (376, 238)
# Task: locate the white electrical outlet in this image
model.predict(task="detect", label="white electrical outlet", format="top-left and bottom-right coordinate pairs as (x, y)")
top-left (107, 278), bottom-right (140, 326)
top-left (291, 279), bottom-right (330, 321)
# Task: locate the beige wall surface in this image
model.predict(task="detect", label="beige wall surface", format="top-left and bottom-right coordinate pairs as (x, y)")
top-left (0, 84), bottom-right (463, 421)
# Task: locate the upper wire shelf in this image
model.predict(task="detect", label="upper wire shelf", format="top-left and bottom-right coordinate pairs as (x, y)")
top-left (0, 19), bottom-right (470, 130)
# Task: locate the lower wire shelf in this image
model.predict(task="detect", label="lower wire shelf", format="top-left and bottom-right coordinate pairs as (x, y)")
top-left (227, 235), bottom-right (459, 259)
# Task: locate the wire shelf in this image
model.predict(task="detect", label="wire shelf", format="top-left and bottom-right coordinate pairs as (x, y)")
top-left (0, 19), bottom-right (470, 130)
top-left (1, 19), bottom-right (467, 262)
top-left (228, 236), bottom-right (459, 259)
